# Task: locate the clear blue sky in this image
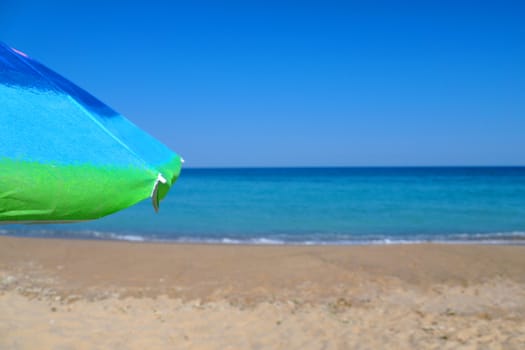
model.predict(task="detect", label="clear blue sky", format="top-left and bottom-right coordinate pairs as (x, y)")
top-left (2, 1), bottom-right (524, 167)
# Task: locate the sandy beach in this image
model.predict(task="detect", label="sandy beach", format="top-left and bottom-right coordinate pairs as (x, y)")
top-left (1, 236), bottom-right (524, 349)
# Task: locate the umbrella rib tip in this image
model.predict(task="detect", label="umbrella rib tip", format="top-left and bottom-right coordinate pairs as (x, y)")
top-left (151, 173), bottom-right (168, 213)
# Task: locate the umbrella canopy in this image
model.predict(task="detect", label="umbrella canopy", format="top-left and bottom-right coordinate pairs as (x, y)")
top-left (0, 42), bottom-right (183, 223)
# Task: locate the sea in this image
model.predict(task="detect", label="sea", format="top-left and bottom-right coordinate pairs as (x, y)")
top-left (2, 167), bottom-right (525, 245)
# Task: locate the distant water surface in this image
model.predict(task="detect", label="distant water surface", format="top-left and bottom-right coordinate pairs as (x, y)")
top-left (3, 167), bottom-right (525, 244)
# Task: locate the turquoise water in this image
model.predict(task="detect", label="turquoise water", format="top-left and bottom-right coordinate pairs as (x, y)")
top-left (3, 167), bottom-right (525, 244)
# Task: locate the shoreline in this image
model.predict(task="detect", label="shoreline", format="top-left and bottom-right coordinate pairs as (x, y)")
top-left (1, 235), bottom-right (525, 349)
top-left (3, 231), bottom-right (525, 246)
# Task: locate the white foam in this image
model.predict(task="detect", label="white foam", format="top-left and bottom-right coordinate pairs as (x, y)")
top-left (1, 228), bottom-right (525, 245)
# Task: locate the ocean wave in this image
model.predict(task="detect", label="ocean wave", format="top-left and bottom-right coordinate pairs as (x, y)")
top-left (1, 228), bottom-right (525, 245)
top-left (88, 231), bottom-right (146, 242)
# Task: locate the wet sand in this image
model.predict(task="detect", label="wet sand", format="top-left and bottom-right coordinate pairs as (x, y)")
top-left (1, 236), bottom-right (525, 349)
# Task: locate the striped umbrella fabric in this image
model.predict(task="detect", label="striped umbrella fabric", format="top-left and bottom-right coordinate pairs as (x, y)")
top-left (0, 42), bottom-right (183, 223)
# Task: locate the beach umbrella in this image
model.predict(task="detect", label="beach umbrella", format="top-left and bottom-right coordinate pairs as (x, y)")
top-left (0, 42), bottom-right (183, 223)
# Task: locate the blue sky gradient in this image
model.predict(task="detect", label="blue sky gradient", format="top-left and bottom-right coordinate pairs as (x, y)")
top-left (2, 1), bottom-right (524, 166)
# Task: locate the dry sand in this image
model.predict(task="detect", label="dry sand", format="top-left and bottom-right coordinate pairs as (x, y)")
top-left (1, 236), bottom-right (524, 349)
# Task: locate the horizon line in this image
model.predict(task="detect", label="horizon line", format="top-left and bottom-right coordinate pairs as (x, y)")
top-left (181, 165), bottom-right (525, 170)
